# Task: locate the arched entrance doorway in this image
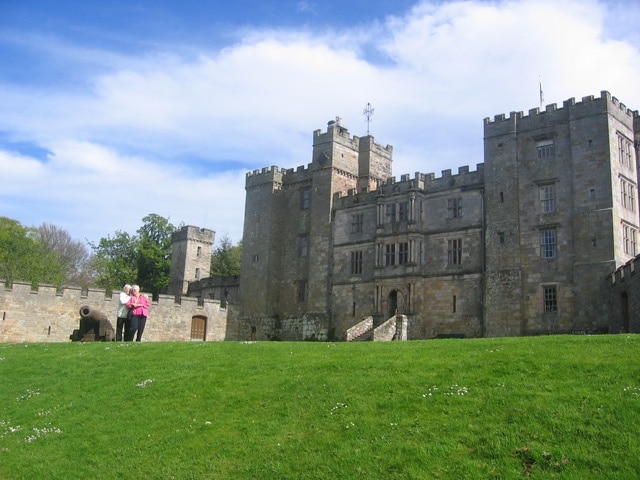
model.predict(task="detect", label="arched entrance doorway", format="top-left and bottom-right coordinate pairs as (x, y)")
top-left (388, 290), bottom-right (398, 318)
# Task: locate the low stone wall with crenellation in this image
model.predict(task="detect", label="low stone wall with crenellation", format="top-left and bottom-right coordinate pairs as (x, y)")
top-left (0, 280), bottom-right (230, 343)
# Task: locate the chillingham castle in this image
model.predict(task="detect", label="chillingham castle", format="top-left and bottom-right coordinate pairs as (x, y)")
top-left (2, 90), bottom-right (640, 343)
top-left (235, 90), bottom-right (640, 340)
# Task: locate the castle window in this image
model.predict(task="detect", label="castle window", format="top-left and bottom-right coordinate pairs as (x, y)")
top-left (447, 198), bottom-right (462, 218)
top-left (543, 285), bottom-right (557, 313)
top-left (350, 251), bottom-right (363, 275)
top-left (623, 224), bottom-right (637, 256)
top-left (386, 204), bottom-right (397, 223)
top-left (399, 202), bottom-right (409, 221)
top-left (252, 254), bottom-right (259, 263)
top-left (299, 236), bottom-right (309, 257)
top-left (351, 213), bottom-right (364, 233)
top-left (385, 244), bottom-right (396, 266)
top-left (297, 280), bottom-right (307, 303)
top-left (540, 229), bottom-right (556, 258)
top-left (398, 242), bottom-right (409, 265)
top-left (197, 246), bottom-right (202, 258)
top-left (447, 238), bottom-right (462, 265)
top-left (540, 184), bottom-right (555, 213)
top-left (301, 187), bottom-right (311, 209)
top-left (618, 134), bottom-right (634, 168)
top-left (498, 232), bottom-right (505, 245)
top-left (195, 268), bottom-right (201, 280)
top-left (536, 139), bottom-right (555, 159)
top-left (620, 177), bottom-right (636, 212)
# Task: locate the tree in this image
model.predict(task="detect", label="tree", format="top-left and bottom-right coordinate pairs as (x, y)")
top-left (88, 213), bottom-right (177, 296)
top-left (210, 235), bottom-right (242, 276)
top-left (0, 217), bottom-right (65, 287)
top-left (136, 214), bottom-right (177, 297)
top-left (35, 223), bottom-right (92, 287)
top-left (89, 231), bottom-right (139, 292)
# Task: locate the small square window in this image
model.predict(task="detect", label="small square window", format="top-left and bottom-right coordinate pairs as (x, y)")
top-left (536, 139), bottom-right (555, 159)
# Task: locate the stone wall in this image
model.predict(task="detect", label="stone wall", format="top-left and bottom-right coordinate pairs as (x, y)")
top-left (234, 312), bottom-right (329, 341)
top-left (0, 281), bottom-right (229, 343)
top-left (606, 256), bottom-right (640, 334)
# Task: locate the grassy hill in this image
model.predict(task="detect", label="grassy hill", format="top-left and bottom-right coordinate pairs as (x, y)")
top-left (1, 335), bottom-right (639, 479)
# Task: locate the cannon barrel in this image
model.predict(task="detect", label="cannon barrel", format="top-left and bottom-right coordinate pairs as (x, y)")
top-left (79, 305), bottom-right (108, 323)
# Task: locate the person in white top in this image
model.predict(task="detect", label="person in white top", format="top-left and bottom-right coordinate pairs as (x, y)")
top-left (115, 284), bottom-right (132, 341)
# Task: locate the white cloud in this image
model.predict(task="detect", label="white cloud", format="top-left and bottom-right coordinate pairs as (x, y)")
top-left (1, 0), bottom-right (639, 247)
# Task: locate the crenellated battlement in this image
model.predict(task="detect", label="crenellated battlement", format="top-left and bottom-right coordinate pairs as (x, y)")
top-left (0, 279), bottom-right (228, 343)
top-left (1, 280), bottom-right (217, 306)
top-left (313, 119), bottom-right (360, 150)
top-left (484, 91), bottom-right (639, 132)
top-left (245, 165), bottom-right (285, 189)
top-left (610, 255), bottom-right (640, 285)
top-left (171, 225), bottom-right (215, 244)
top-left (333, 163), bottom-right (484, 207)
top-left (282, 163), bottom-right (315, 183)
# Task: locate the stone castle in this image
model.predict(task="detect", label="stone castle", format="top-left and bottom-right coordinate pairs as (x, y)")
top-left (237, 90), bottom-right (640, 340)
top-left (2, 90), bottom-right (639, 342)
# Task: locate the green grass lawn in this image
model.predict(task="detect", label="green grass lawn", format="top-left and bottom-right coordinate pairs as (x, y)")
top-left (1, 335), bottom-right (639, 479)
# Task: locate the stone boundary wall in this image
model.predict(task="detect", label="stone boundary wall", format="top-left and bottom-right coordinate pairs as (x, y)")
top-left (607, 255), bottom-right (640, 333)
top-left (0, 281), bottom-right (229, 343)
top-left (235, 313), bottom-right (329, 341)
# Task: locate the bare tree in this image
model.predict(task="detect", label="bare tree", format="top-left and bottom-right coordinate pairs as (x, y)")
top-left (35, 223), bottom-right (93, 287)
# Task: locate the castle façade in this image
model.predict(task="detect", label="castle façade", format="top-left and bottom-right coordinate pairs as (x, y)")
top-left (235, 90), bottom-right (640, 341)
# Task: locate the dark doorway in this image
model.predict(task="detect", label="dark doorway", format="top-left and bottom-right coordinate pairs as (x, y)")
top-left (621, 292), bottom-right (629, 333)
top-left (388, 290), bottom-right (398, 319)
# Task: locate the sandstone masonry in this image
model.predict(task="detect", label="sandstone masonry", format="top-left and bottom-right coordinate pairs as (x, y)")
top-left (239, 91), bottom-right (640, 340)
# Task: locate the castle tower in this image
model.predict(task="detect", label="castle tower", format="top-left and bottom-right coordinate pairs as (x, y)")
top-left (240, 119), bottom-right (392, 335)
top-left (483, 91), bottom-right (639, 336)
top-left (168, 225), bottom-right (215, 295)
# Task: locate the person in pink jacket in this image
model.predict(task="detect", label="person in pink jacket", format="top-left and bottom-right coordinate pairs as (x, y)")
top-left (126, 284), bottom-right (150, 341)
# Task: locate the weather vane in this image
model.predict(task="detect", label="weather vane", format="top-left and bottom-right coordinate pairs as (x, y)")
top-left (363, 102), bottom-right (374, 135)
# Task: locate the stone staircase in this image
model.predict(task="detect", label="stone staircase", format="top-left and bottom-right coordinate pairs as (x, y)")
top-left (350, 329), bottom-right (373, 341)
top-left (346, 315), bottom-right (408, 342)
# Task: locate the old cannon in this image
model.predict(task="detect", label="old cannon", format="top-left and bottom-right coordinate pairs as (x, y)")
top-left (70, 306), bottom-right (115, 342)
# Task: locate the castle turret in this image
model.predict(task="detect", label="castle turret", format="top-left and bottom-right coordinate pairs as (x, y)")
top-left (239, 120), bottom-right (393, 337)
top-left (168, 225), bottom-right (215, 295)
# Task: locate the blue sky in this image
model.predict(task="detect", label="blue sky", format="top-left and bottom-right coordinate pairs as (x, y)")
top-left (1, 0), bottom-right (639, 246)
